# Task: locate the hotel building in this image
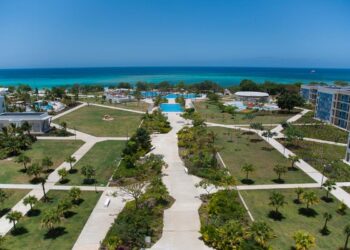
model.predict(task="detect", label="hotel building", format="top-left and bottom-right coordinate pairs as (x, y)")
top-left (300, 85), bottom-right (319, 104)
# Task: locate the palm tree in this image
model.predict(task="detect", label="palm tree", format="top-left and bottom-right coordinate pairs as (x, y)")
top-left (57, 198), bottom-right (73, 217)
top-left (65, 156), bottom-right (76, 171)
top-left (295, 188), bottom-right (304, 203)
top-left (23, 195), bottom-right (38, 211)
top-left (322, 179), bottom-right (336, 199)
top-left (322, 212), bottom-right (332, 233)
top-left (288, 155), bottom-right (300, 169)
top-left (241, 163), bottom-right (255, 180)
top-left (301, 191), bottom-right (319, 209)
top-left (15, 154), bottom-right (31, 172)
top-left (41, 208), bottom-right (61, 231)
top-left (81, 165), bottom-right (96, 184)
top-left (27, 163), bottom-right (43, 180)
top-left (248, 221), bottom-right (275, 248)
top-left (273, 164), bottom-right (288, 182)
top-left (344, 224), bottom-right (350, 250)
top-left (269, 192), bottom-right (287, 214)
top-left (6, 211), bottom-right (23, 230)
top-left (69, 187), bottom-right (82, 204)
top-left (293, 230), bottom-right (316, 250)
top-left (41, 156), bottom-right (53, 173)
top-left (0, 189), bottom-right (8, 208)
top-left (40, 175), bottom-right (48, 201)
top-left (60, 121), bottom-right (67, 132)
top-left (20, 121), bottom-right (32, 136)
top-left (58, 168), bottom-right (68, 183)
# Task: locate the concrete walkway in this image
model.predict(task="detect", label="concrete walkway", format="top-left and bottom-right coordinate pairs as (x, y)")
top-left (72, 189), bottom-right (128, 250)
top-left (90, 103), bottom-right (146, 114)
top-left (151, 113), bottom-right (210, 250)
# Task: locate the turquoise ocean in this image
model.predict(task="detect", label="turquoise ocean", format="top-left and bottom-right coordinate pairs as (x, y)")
top-left (0, 67), bottom-right (350, 89)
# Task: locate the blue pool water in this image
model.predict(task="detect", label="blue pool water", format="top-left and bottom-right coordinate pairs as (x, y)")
top-left (142, 91), bottom-right (160, 98)
top-left (160, 103), bottom-right (184, 112)
top-left (165, 93), bottom-right (197, 99)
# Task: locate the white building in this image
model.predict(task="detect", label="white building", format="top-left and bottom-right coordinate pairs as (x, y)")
top-left (234, 91), bottom-right (269, 103)
top-left (0, 112), bottom-right (51, 134)
top-left (104, 88), bottom-right (134, 103)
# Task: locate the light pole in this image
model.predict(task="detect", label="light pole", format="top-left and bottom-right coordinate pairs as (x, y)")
top-left (320, 163), bottom-right (332, 188)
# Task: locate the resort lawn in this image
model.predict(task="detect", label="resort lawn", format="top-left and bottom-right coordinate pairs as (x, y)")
top-left (0, 140), bottom-right (84, 184)
top-left (2, 190), bottom-right (101, 250)
top-left (0, 189), bottom-right (30, 218)
top-left (284, 124), bottom-right (348, 143)
top-left (280, 139), bottom-right (350, 182)
top-left (60, 140), bottom-right (125, 186)
top-left (293, 111), bottom-right (322, 124)
top-left (81, 97), bottom-right (149, 112)
top-left (56, 105), bottom-right (142, 137)
top-left (194, 101), bottom-right (299, 125)
top-left (240, 188), bottom-right (350, 249)
top-left (209, 127), bottom-right (314, 184)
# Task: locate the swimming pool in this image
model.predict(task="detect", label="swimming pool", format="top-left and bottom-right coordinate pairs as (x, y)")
top-left (165, 93), bottom-right (197, 99)
top-left (142, 91), bottom-right (160, 98)
top-left (160, 103), bottom-right (184, 112)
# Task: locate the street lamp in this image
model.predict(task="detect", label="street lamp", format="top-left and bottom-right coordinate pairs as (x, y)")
top-left (320, 163), bottom-right (332, 188)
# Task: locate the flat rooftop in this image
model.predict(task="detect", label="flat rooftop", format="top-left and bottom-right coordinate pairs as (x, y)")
top-left (0, 112), bottom-right (50, 121)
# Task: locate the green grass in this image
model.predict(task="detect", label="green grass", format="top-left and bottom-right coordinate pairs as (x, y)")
top-left (0, 189), bottom-right (30, 218)
top-left (284, 124), bottom-right (348, 143)
top-left (81, 97), bottom-right (149, 112)
top-left (209, 127), bottom-right (314, 184)
top-left (194, 101), bottom-right (299, 125)
top-left (61, 140), bottom-right (125, 186)
top-left (2, 190), bottom-right (101, 250)
top-left (56, 105), bottom-right (142, 137)
top-left (280, 139), bottom-right (350, 182)
top-left (241, 188), bottom-right (350, 249)
top-left (0, 140), bottom-right (84, 184)
top-left (293, 111), bottom-right (322, 124)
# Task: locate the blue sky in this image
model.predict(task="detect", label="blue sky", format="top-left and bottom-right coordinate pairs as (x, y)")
top-left (0, 0), bottom-right (349, 68)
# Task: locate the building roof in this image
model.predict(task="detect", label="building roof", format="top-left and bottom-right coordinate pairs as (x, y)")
top-left (234, 91), bottom-right (269, 97)
top-left (0, 112), bottom-right (51, 121)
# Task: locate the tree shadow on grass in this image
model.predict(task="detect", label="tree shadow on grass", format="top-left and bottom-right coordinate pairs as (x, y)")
top-left (261, 147), bottom-right (274, 152)
top-left (321, 196), bottom-right (334, 203)
top-left (320, 227), bottom-right (331, 236)
top-left (288, 167), bottom-right (299, 172)
top-left (241, 179), bottom-right (255, 185)
top-left (0, 208), bottom-right (10, 217)
top-left (298, 208), bottom-right (318, 217)
top-left (11, 226), bottom-right (28, 236)
top-left (83, 179), bottom-right (96, 185)
top-left (27, 209), bottom-right (41, 217)
top-left (30, 177), bottom-right (42, 184)
top-left (73, 198), bottom-right (85, 206)
top-left (268, 210), bottom-right (285, 221)
top-left (44, 227), bottom-right (67, 239)
top-left (69, 169), bottom-right (78, 174)
top-left (272, 179), bottom-right (285, 184)
top-left (293, 199), bottom-right (302, 205)
top-left (18, 168), bottom-right (27, 174)
top-left (63, 211), bottom-right (77, 219)
top-left (250, 138), bottom-right (263, 143)
top-left (59, 179), bottom-right (70, 184)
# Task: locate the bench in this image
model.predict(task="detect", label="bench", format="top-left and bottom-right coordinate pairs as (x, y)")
top-left (104, 198), bottom-right (111, 207)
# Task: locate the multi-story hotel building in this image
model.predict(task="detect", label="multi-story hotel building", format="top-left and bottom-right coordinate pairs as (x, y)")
top-left (300, 85), bottom-right (319, 104)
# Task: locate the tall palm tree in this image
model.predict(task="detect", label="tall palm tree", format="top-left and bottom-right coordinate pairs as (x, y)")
top-left (344, 224), bottom-right (350, 250)
top-left (273, 164), bottom-right (288, 182)
top-left (293, 230), bottom-right (316, 250)
top-left (20, 121), bottom-right (32, 136)
top-left (288, 155), bottom-right (300, 169)
top-left (295, 188), bottom-right (304, 203)
top-left (241, 163), bottom-right (255, 180)
top-left (248, 221), bottom-right (275, 248)
top-left (6, 211), bottom-right (23, 230)
top-left (65, 156), bottom-right (76, 171)
top-left (69, 187), bottom-right (82, 204)
top-left (269, 192), bottom-right (287, 214)
top-left (26, 163), bottom-right (43, 180)
top-left (301, 191), bottom-right (319, 209)
top-left (41, 208), bottom-right (61, 231)
top-left (41, 156), bottom-right (53, 173)
top-left (23, 195), bottom-right (38, 211)
top-left (15, 155), bottom-right (31, 172)
top-left (40, 175), bottom-right (48, 201)
top-left (322, 212), bottom-right (332, 233)
top-left (322, 179), bottom-right (336, 199)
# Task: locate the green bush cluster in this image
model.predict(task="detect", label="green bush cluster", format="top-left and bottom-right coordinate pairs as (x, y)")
top-left (153, 95), bottom-right (168, 106)
top-left (0, 123), bottom-right (36, 159)
top-left (175, 96), bottom-right (185, 106)
top-left (177, 124), bottom-right (227, 182)
top-left (200, 190), bottom-right (274, 250)
top-left (142, 110), bottom-right (171, 134)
